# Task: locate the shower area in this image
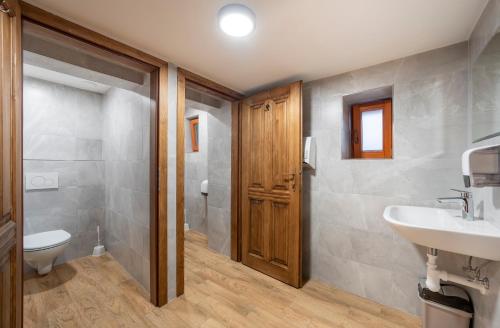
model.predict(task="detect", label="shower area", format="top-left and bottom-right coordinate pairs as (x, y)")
top-left (22, 21), bottom-right (155, 292)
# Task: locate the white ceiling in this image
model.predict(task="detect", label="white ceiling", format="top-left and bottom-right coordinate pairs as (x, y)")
top-left (26, 0), bottom-right (488, 94)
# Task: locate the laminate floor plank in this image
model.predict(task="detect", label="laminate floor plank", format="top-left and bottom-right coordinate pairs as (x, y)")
top-left (24, 230), bottom-right (421, 327)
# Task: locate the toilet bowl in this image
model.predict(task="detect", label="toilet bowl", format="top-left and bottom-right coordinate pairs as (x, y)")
top-left (24, 230), bottom-right (71, 275)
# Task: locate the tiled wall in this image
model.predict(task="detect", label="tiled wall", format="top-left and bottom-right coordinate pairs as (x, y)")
top-left (206, 100), bottom-right (231, 256)
top-left (102, 85), bottom-right (151, 291)
top-left (302, 42), bottom-right (469, 315)
top-left (184, 106), bottom-right (208, 233)
top-left (183, 98), bottom-right (232, 256)
top-left (23, 77), bottom-right (105, 265)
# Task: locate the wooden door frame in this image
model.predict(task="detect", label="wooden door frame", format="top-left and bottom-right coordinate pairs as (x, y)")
top-left (176, 68), bottom-right (244, 296)
top-left (19, 2), bottom-right (169, 307)
top-left (0, 0), bottom-right (23, 326)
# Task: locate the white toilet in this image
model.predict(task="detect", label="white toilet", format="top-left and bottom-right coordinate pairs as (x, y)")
top-left (24, 230), bottom-right (71, 275)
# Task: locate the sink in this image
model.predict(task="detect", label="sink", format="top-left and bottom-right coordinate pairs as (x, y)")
top-left (383, 205), bottom-right (500, 261)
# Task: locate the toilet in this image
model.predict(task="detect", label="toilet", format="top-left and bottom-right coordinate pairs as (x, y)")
top-left (24, 230), bottom-right (71, 275)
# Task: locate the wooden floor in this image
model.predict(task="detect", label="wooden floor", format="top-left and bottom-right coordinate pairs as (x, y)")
top-left (24, 230), bottom-right (421, 327)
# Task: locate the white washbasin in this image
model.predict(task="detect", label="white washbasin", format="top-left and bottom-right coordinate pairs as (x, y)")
top-left (383, 205), bottom-right (500, 261)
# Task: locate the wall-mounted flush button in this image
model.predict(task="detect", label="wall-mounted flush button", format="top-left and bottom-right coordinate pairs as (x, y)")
top-left (25, 172), bottom-right (59, 190)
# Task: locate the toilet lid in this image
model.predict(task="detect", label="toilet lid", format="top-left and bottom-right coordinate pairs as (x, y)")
top-left (24, 230), bottom-right (71, 251)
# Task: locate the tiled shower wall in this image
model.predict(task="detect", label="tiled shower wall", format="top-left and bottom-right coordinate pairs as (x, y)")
top-left (23, 77), bottom-right (105, 265)
top-left (102, 85), bottom-right (151, 291)
top-left (302, 42), bottom-right (469, 315)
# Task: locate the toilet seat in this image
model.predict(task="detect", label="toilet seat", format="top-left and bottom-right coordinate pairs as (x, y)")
top-left (24, 230), bottom-right (71, 252)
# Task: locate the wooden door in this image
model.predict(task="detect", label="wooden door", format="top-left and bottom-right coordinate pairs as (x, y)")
top-left (240, 81), bottom-right (302, 287)
top-left (0, 0), bottom-right (22, 326)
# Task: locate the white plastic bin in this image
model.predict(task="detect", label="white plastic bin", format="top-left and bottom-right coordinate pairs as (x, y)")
top-left (418, 282), bottom-right (473, 328)
top-left (420, 296), bottom-right (473, 328)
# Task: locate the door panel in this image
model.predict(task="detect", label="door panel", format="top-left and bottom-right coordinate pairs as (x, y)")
top-left (249, 103), bottom-right (265, 190)
top-left (270, 201), bottom-right (288, 267)
top-left (271, 99), bottom-right (289, 191)
top-left (248, 199), bottom-right (265, 258)
top-left (241, 81), bottom-right (302, 287)
top-left (0, 0), bottom-right (22, 326)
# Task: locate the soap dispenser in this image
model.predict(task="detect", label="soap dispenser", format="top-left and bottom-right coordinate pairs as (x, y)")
top-left (462, 144), bottom-right (500, 187)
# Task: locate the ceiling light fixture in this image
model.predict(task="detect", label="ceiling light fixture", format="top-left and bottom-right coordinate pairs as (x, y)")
top-left (218, 4), bottom-right (255, 37)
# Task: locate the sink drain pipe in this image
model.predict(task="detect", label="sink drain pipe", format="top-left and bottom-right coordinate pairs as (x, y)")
top-left (426, 248), bottom-right (489, 295)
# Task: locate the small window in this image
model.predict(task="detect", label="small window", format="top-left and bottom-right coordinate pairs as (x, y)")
top-left (351, 99), bottom-right (392, 158)
top-left (189, 118), bottom-right (199, 152)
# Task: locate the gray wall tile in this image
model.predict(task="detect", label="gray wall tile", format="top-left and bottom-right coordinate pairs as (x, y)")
top-left (23, 77), bottom-right (105, 271)
top-left (102, 83), bottom-right (151, 292)
top-left (184, 98), bottom-right (232, 256)
top-left (303, 42), bottom-right (469, 316)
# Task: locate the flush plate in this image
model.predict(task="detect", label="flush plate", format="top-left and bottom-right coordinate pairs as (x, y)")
top-left (25, 172), bottom-right (59, 190)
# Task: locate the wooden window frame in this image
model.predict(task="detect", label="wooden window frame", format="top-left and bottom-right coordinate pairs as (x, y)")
top-left (189, 117), bottom-right (199, 152)
top-left (351, 99), bottom-right (392, 159)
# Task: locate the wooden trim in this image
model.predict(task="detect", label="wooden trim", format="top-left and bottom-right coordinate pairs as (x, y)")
top-left (230, 101), bottom-right (241, 261)
top-left (179, 68), bottom-right (244, 102)
top-left (189, 118), bottom-right (199, 152)
top-left (12, 1), bottom-right (23, 325)
top-left (155, 64), bottom-right (169, 306)
top-left (20, 2), bottom-right (169, 307)
top-left (0, 221), bottom-right (15, 260)
top-left (176, 69), bottom-right (185, 297)
top-left (22, 20), bottom-right (156, 75)
top-left (351, 99), bottom-right (392, 159)
top-left (149, 70), bottom-right (158, 304)
top-left (20, 2), bottom-right (167, 67)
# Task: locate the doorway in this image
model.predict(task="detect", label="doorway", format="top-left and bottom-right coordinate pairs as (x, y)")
top-left (0, 3), bottom-right (170, 324)
top-left (176, 70), bottom-right (303, 294)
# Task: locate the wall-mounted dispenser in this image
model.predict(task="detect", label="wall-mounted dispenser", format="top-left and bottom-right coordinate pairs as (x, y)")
top-left (201, 179), bottom-right (208, 195)
top-left (303, 136), bottom-right (316, 170)
top-left (462, 144), bottom-right (500, 187)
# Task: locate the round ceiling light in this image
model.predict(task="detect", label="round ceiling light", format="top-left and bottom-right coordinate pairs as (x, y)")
top-left (218, 4), bottom-right (255, 37)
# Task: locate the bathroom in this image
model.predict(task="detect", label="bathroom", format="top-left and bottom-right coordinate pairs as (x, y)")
top-left (2, 1), bottom-right (500, 328)
top-left (21, 21), bottom-right (154, 293)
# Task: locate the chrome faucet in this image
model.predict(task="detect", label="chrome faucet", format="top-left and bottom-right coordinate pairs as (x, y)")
top-left (437, 189), bottom-right (476, 221)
